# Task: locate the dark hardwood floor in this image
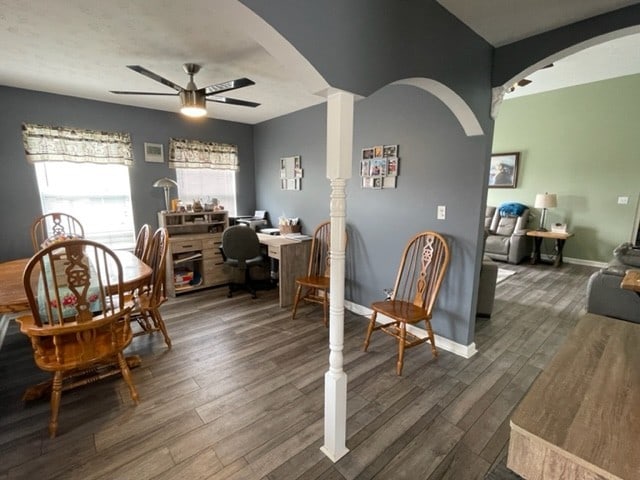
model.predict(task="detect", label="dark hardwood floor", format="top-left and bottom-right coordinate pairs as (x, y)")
top-left (0, 262), bottom-right (598, 479)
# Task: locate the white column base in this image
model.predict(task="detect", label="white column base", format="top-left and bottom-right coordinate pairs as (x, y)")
top-left (321, 369), bottom-right (349, 462)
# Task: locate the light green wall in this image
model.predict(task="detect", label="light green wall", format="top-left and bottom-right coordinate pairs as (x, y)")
top-left (490, 74), bottom-right (640, 263)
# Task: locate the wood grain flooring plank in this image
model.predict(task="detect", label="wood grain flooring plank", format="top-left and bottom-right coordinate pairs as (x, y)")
top-left (264, 439), bottom-right (332, 480)
top-left (213, 390), bottom-right (323, 466)
top-left (93, 445), bottom-right (175, 480)
top-left (441, 350), bottom-right (521, 427)
top-left (461, 363), bottom-right (541, 456)
top-left (352, 404), bottom-right (441, 480)
top-left (168, 383), bottom-right (304, 464)
top-left (371, 416), bottom-right (464, 480)
top-left (426, 443), bottom-right (491, 480)
top-left (0, 263), bottom-right (598, 480)
top-left (336, 376), bottom-right (459, 479)
top-left (479, 415), bottom-right (512, 465)
top-left (46, 411), bottom-right (204, 480)
top-left (246, 392), bottom-right (370, 478)
top-left (152, 447), bottom-right (223, 480)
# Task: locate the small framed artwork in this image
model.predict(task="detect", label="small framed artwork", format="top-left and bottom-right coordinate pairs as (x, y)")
top-left (383, 176), bottom-right (397, 189)
top-left (383, 144), bottom-right (398, 157)
top-left (144, 142), bottom-right (164, 163)
top-left (489, 152), bottom-right (520, 188)
top-left (362, 148), bottom-right (374, 159)
top-left (372, 177), bottom-right (383, 189)
top-left (369, 158), bottom-right (387, 176)
top-left (373, 145), bottom-right (383, 158)
top-left (280, 155), bottom-right (302, 190)
top-left (360, 160), bottom-right (370, 177)
top-left (361, 177), bottom-right (374, 189)
top-left (387, 157), bottom-right (399, 176)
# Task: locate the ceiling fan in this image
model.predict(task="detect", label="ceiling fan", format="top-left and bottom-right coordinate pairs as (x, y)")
top-left (110, 63), bottom-right (260, 117)
top-left (507, 63), bottom-right (554, 93)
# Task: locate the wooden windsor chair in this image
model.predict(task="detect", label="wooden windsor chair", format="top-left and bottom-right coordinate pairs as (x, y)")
top-left (130, 227), bottom-right (171, 348)
top-left (291, 221), bottom-right (341, 327)
top-left (17, 239), bottom-right (139, 437)
top-left (134, 224), bottom-right (151, 260)
top-left (31, 212), bottom-right (84, 252)
top-left (363, 231), bottom-right (450, 375)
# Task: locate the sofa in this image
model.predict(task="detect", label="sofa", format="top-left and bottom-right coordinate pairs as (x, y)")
top-left (586, 242), bottom-right (640, 323)
top-left (484, 205), bottom-right (532, 265)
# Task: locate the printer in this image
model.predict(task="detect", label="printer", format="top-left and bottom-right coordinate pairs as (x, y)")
top-left (235, 210), bottom-right (269, 231)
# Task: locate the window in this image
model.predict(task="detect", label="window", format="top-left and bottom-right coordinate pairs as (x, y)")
top-left (176, 168), bottom-right (237, 216)
top-left (34, 162), bottom-right (136, 249)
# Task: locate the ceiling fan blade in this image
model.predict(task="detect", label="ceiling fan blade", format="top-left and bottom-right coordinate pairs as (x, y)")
top-left (207, 96), bottom-right (260, 108)
top-left (127, 65), bottom-right (183, 92)
top-left (517, 78), bottom-right (532, 87)
top-left (110, 90), bottom-right (179, 96)
top-left (203, 78), bottom-right (255, 96)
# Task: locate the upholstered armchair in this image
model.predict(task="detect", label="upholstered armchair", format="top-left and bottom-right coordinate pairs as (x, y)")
top-left (484, 204), bottom-right (532, 264)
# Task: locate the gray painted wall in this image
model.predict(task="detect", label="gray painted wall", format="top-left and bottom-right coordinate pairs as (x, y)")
top-left (0, 86), bottom-right (255, 262)
top-left (245, 0), bottom-right (495, 348)
top-left (255, 85), bottom-right (491, 347)
top-left (241, 0), bottom-right (493, 121)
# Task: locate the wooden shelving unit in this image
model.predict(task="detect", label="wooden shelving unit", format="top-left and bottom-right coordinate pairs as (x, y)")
top-left (158, 211), bottom-right (230, 297)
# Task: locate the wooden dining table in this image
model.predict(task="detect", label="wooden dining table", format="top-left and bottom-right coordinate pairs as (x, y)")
top-left (0, 249), bottom-right (152, 356)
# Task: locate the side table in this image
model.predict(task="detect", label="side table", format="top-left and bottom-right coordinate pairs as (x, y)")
top-left (526, 230), bottom-right (574, 267)
top-left (621, 269), bottom-right (640, 295)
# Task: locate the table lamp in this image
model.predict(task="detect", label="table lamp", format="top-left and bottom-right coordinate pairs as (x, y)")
top-left (153, 177), bottom-right (178, 212)
top-left (534, 192), bottom-right (557, 231)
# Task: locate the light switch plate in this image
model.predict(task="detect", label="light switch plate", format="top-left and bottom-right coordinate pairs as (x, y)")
top-left (618, 196), bottom-right (629, 205)
top-left (437, 205), bottom-right (446, 220)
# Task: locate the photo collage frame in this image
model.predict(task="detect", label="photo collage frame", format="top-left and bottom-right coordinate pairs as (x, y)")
top-left (280, 155), bottom-right (303, 190)
top-left (360, 144), bottom-right (399, 189)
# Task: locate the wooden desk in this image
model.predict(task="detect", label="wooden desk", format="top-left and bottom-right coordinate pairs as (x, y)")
top-left (0, 251), bottom-right (151, 351)
top-left (257, 233), bottom-right (311, 307)
top-left (508, 313), bottom-right (640, 479)
top-left (526, 230), bottom-right (574, 267)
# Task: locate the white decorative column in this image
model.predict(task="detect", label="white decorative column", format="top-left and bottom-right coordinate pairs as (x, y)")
top-left (320, 90), bottom-right (353, 462)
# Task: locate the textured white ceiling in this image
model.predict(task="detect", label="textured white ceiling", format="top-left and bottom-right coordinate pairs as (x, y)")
top-left (0, 0), bottom-right (638, 122)
top-left (0, 0), bottom-right (325, 124)
top-left (436, 0), bottom-right (640, 47)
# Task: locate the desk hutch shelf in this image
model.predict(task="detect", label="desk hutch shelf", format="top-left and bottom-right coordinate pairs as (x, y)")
top-left (158, 211), bottom-right (229, 297)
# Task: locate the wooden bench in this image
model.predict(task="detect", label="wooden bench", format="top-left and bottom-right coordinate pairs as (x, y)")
top-left (507, 313), bottom-right (640, 479)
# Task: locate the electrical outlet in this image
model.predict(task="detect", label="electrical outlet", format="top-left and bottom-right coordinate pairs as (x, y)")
top-left (437, 205), bottom-right (446, 220)
top-left (618, 196), bottom-right (629, 205)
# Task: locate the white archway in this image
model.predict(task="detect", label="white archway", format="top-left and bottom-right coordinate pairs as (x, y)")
top-left (391, 78), bottom-right (484, 137)
top-left (494, 26), bottom-right (640, 118)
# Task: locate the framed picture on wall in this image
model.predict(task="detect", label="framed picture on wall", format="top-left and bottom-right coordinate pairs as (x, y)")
top-left (489, 152), bottom-right (519, 188)
top-left (144, 142), bottom-right (164, 163)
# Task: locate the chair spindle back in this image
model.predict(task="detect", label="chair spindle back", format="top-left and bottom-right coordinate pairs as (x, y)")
top-left (391, 231), bottom-right (450, 316)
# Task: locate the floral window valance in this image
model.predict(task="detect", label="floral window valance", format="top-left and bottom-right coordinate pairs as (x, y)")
top-left (22, 123), bottom-right (133, 166)
top-left (169, 138), bottom-right (238, 171)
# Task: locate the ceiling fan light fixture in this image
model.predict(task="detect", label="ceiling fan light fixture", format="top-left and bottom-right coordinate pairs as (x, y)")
top-left (179, 90), bottom-right (207, 118)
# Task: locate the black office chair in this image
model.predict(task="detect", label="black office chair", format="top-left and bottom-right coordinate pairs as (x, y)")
top-left (221, 225), bottom-right (268, 298)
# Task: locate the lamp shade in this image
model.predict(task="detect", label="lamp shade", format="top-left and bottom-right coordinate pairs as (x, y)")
top-left (152, 177), bottom-right (178, 189)
top-left (153, 177), bottom-right (178, 211)
top-left (534, 193), bottom-right (557, 209)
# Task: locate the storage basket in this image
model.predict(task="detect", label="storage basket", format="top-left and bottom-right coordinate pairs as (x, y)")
top-left (279, 224), bottom-right (301, 234)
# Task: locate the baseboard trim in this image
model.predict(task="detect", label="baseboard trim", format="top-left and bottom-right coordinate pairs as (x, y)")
top-left (344, 300), bottom-right (477, 359)
top-left (562, 256), bottom-right (607, 268)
